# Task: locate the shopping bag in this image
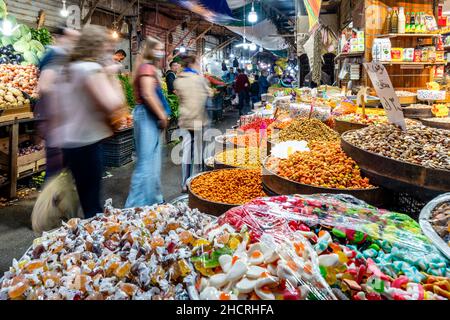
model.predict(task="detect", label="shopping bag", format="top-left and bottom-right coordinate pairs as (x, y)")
top-left (232, 95), bottom-right (239, 106)
top-left (31, 170), bottom-right (81, 234)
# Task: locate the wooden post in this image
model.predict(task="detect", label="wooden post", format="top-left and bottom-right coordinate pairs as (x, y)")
top-left (8, 122), bottom-right (19, 199)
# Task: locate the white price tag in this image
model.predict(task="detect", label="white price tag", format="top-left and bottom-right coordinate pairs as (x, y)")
top-left (363, 62), bottom-right (407, 130)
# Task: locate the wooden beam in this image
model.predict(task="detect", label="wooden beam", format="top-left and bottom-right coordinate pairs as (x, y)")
top-left (116, 0), bottom-right (138, 25)
top-left (82, 0), bottom-right (102, 26)
top-left (170, 24), bottom-right (213, 60)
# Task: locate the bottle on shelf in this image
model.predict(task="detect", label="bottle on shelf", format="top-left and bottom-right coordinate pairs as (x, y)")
top-left (391, 7), bottom-right (398, 33)
top-left (405, 12), bottom-right (411, 33)
top-left (385, 8), bottom-right (392, 34)
top-left (398, 7), bottom-right (406, 34)
top-left (415, 12), bottom-right (420, 33)
top-left (410, 12), bottom-right (416, 33)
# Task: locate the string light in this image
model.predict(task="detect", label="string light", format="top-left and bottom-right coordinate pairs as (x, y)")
top-left (248, 1), bottom-right (258, 23)
top-left (60, 0), bottom-right (69, 17)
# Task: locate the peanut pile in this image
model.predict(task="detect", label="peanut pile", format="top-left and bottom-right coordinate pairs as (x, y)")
top-left (272, 142), bottom-right (373, 189)
top-left (278, 118), bottom-right (340, 143)
top-left (215, 147), bottom-right (266, 169)
top-left (190, 169), bottom-right (266, 205)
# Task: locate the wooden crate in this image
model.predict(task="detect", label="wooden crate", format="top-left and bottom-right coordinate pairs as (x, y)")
top-left (0, 149), bottom-right (46, 176)
top-left (0, 105), bottom-right (31, 117)
top-left (0, 134), bottom-right (31, 153)
top-left (18, 158), bottom-right (46, 178)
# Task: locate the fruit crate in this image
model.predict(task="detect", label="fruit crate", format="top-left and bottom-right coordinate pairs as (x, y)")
top-left (18, 158), bottom-right (46, 178)
top-left (0, 149), bottom-right (46, 177)
top-left (102, 134), bottom-right (134, 168)
top-left (108, 128), bottom-right (134, 144)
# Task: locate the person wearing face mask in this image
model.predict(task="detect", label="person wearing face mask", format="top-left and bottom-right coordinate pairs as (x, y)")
top-left (52, 25), bottom-right (127, 218)
top-left (35, 26), bottom-right (80, 181)
top-left (125, 37), bottom-right (171, 207)
top-left (174, 55), bottom-right (211, 192)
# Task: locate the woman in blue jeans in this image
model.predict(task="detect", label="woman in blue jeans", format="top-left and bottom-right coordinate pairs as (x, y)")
top-left (125, 37), bottom-right (170, 207)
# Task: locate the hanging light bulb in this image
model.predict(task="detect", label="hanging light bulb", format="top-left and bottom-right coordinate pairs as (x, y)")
top-left (112, 30), bottom-right (119, 39)
top-left (230, 53), bottom-right (235, 58)
top-left (60, 0), bottom-right (69, 17)
top-left (249, 43), bottom-right (257, 51)
top-left (248, 2), bottom-right (258, 24)
top-left (179, 45), bottom-right (186, 53)
top-left (1, 20), bottom-right (13, 36)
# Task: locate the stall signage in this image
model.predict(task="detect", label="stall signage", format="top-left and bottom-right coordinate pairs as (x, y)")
top-left (363, 62), bottom-right (407, 130)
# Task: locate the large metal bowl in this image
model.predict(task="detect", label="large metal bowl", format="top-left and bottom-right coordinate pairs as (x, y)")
top-left (341, 131), bottom-right (450, 201)
top-left (262, 157), bottom-right (387, 207)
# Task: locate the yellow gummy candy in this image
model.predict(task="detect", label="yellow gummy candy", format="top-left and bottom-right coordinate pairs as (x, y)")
top-left (193, 239), bottom-right (210, 247)
top-left (178, 259), bottom-right (191, 276)
top-left (228, 237), bottom-right (240, 250)
top-left (337, 252), bottom-right (348, 264)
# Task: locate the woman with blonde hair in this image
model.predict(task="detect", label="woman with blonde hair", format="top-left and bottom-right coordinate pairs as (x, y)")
top-left (54, 25), bottom-right (126, 218)
top-left (125, 36), bottom-right (171, 207)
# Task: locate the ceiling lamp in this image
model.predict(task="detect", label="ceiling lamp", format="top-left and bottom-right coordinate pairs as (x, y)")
top-left (249, 43), bottom-right (257, 51)
top-left (230, 53), bottom-right (235, 58)
top-left (179, 46), bottom-right (186, 53)
top-left (112, 30), bottom-right (119, 39)
top-left (60, 0), bottom-right (69, 17)
top-left (248, 2), bottom-right (258, 24)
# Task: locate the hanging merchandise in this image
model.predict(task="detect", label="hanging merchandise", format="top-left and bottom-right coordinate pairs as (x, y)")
top-left (312, 29), bottom-right (322, 85)
top-left (303, 0), bottom-right (323, 31)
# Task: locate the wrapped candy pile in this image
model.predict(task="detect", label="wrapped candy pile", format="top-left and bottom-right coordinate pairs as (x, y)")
top-left (1, 195), bottom-right (449, 300)
top-left (0, 201), bottom-right (214, 300)
top-left (219, 195), bottom-right (450, 300)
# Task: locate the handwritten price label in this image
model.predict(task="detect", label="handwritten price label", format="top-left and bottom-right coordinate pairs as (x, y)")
top-left (364, 62), bottom-right (407, 130)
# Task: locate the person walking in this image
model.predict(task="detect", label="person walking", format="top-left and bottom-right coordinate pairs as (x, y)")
top-left (250, 74), bottom-right (260, 108)
top-left (235, 69), bottom-right (251, 116)
top-left (126, 37), bottom-right (170, 207)
top-left (165, 61), bottom-right (180, 95)
top-left (174, 55), bottom-right (211, 192)
top-left (54, 25), bottom-right (126, 218)
top-left (259, 70), bottom-right (269, 96)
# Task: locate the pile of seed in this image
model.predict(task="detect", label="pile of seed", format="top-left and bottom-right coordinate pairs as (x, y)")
top-left (430, 202), bottom-right (449, 245)
top-left (343, 124), bottom-right (450, 170)
top-left (278, 118), bottom-right (340, 143)
top-left (215, 147), bottom-right (265, 169)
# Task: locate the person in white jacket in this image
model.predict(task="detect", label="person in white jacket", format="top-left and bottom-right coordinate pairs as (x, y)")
top-left (174, 55), bottom-right (211, 192)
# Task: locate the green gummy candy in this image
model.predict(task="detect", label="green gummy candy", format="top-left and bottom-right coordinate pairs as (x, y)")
top-left (332, 228), bottom-right (346, 238)
top-left (369, 244), bottom-right (380, 251)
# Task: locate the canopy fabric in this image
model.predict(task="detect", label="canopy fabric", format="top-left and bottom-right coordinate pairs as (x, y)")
top-left (303, 0), bottom-right (322, 30)
top-left (226, 19), bottom-right (288, 51)
top-left (169, 0), bottom-right (234, 23)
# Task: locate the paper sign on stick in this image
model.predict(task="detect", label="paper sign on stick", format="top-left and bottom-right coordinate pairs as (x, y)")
top-left (363, 62), bottom-right (407, 130)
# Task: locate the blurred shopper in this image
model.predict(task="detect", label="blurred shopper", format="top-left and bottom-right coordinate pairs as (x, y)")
top-left (221, 60), bottom-right (228, 72)
top-left (259, 70), bottom-right (269, 95)
top-left (36, 27), bottom-right (80, 180)
top-left (233, 57), bottom-right (239, 68)
top-left (54, 25), bottom-right (126, 218)
top-left (250, 74), bottom-right (260, 108)
top-left (165, 61), bottom-right (180, 95)
top-left (175, 55), bottom-right (211, 192)
top-left (126, 37), bottom-right (170, 207)
top-left (235, 69), bottom-right (251, 116)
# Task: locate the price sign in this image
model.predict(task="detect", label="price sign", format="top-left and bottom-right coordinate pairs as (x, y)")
top-left (364, 62), bottom-right (407, 130)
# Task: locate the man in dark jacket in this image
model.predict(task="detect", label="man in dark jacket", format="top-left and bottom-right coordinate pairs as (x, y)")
top-left (234, 69), bottom-right (251, 116)
top-left (165, 61), bottom-right (180, 95)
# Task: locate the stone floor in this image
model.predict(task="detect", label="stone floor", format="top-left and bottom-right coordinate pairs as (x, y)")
top-left (0, 110), bottom-right (239, 275)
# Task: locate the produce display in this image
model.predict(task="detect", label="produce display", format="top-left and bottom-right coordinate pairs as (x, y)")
top-left (117, 75), bottom-right (135, 110)
top-left (0, 84), bottom-right (30, 109)
top-left (276, 118), bottom-right (340, 143)
top-left (189, 169), bottom-right (266, 205)
top-left (429, 202), bottom-right (449, 246)
top-left (0, 202), bottom-right (214, 300)
top-left (215, 147), bottom-right (265, 169)
top-left (30, 28), bottom-right (52, 47)
top-left (18, 141), bottom-right (44, 156)
top-left (0, 44), bottom-right (24, 65)
top-left (220, 194), bottom-right (450, 300)
top-left (267, 142), bottom-right (372, 189)
top-left (342, 124), bottom-right (450, 170)
top-left (0, 64), bottom-right (38, 97)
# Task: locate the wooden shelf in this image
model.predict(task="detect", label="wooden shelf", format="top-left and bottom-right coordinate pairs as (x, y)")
top-left (375, 33), bottom-right (440, 38)
top-left (335, 52), bottom-right (365, 61)
top-left (380, 61), bottom-right (446, 66)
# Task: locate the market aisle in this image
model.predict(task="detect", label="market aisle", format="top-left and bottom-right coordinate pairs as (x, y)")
top-left (0, 109), bottom-right (240, 274)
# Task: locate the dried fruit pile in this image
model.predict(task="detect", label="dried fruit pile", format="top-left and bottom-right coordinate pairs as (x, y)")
top-left (190, 169), bottom-right (266, 205)
top-left (277, 118), bottom-right (340, 143)
top-left (0, 203), bottom-right (214, 300)
top-left (342, 124), bottom-right (450, 170)
top-left (336, 114), bottom-right (389, 125)
top-left (215, 147), bottom-right (265, 169)
top-left (229, 133), bottom-right (263, 148)
top-left (269, 142), bottom-right (372, 189)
